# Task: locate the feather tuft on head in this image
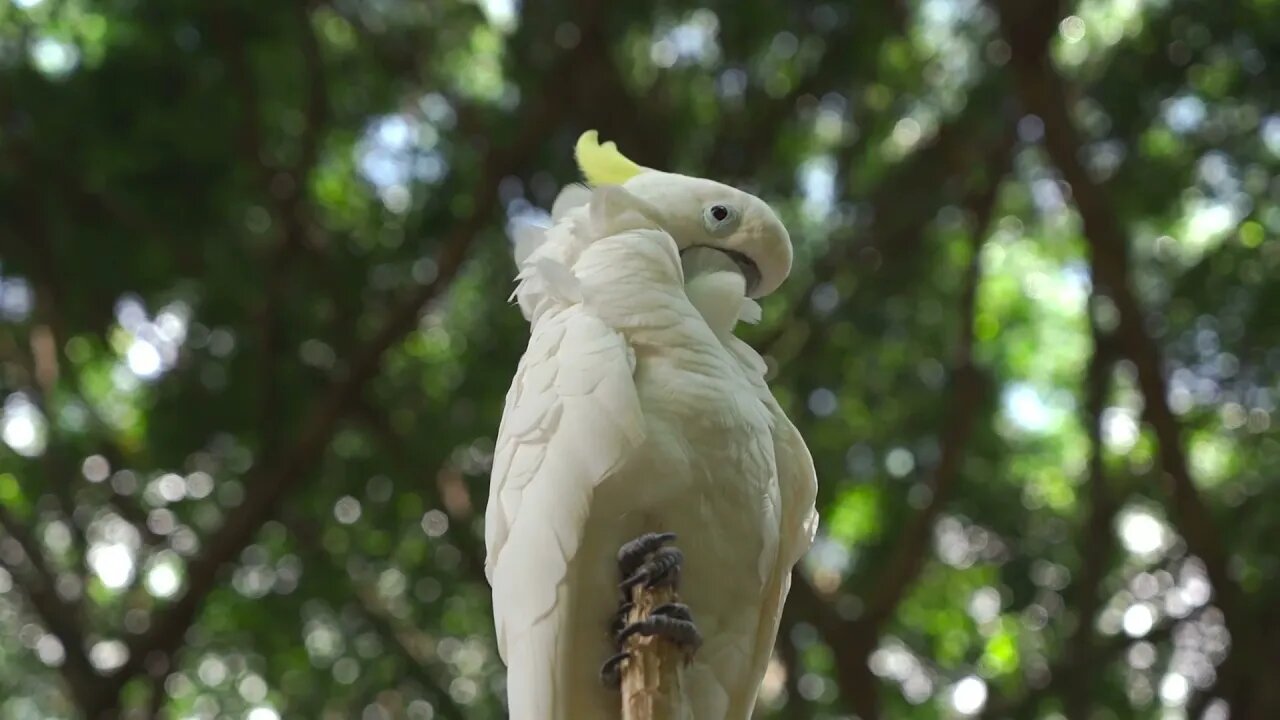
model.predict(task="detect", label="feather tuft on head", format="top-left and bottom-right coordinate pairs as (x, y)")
top-left (574, 130), bottom-right (645, 186)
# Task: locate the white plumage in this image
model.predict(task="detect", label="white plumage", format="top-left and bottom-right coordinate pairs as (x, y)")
top-left (485, 134), bottom-right (818, 719)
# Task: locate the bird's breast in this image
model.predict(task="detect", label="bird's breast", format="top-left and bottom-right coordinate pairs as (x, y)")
top-left (601, 348), bottom-right (780, 582)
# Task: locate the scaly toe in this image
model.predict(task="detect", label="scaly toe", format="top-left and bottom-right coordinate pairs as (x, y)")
top-left (617, 532), bottom-right (677, 578)
top-left (615, 612), bottom-right (703, 651)
top-left (620, 546), bottom-right (684, 593)
top-left (649, 602), bottom-right (693, 622)
top-left (599, 651), bottom-right (630, 689)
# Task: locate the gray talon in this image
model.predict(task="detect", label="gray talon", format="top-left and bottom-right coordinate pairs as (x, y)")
top-left (620, 546), bottom-right (684, 593)
top-left (605, 533), bottom-right (699, 691)
top-left (615, 611), bottom-right (703, 651)
top-left (600, 651), bottom-right (630, 688)
top-left (650, 602), bottom-right (693, 622)
top-left (617, 532), bottom-right (677, 578)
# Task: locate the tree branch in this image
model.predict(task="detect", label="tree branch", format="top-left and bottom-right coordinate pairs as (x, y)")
top-left (208, 5), bottom-right (302, 465)
top-left (982, 604), bottom-right (1204, 719)
top-left (0, 223), bottom-right (165, 556)
top-left (292, 0), bottom-right (329, 183)
top-left (757, 80), bottom-right (1013, 361)
top-left (351, 398), bottom-right (488, 587)
top-left (75, 64), bottom-right (572, 720)
top-left (1061, 322), bottom-right (1120, 718)
top-left (992, 3), bottom-right (1257, 715)
top-left (782, 575), bottom-right (880, 719)
top-left (774, 115), bottom-right (1011, 718)
top-left (995, 0), bottom-right (1236, 614)
top-left (992, 0), bottom-right (1248, 705)
top-left (101, 191), bottom-right (485, 705)
top-left (348, 581), bottom-right (470, 720)
top-left (1, 183), bottom-right (91, 574)
top-left (702, 14), bottom-right (871, 182)
top-left (776, 613), bottom-right (814, 719)
top-left (147, 670), bottom-right (167, 720)
top-left (0, 506), bottom-right (102, 708)
top-left (619, 576), bottom-right (690, 719)
top-left (859, 143), bottom-right (1008, 629)
top-left (287, 517), bottom-right (469, 720)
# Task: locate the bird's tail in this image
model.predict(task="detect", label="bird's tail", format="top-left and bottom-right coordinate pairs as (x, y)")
top-left (503, 624), bottom-right (562, 720)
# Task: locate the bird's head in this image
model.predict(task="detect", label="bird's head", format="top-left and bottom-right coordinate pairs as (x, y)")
top-left (574, 130), bottom-right (793, 298)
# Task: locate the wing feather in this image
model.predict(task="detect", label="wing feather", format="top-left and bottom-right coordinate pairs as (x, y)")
top-left (484, 305), bottom-right (645, 720)
top-left (724, 337), bottom-right (819, 717)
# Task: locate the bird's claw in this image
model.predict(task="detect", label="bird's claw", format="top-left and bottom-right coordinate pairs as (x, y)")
top-left (617, 532), bottom-right (677, 578)
top-left (615, 602), bottom-right (702, 651)
top-left (620, 546), bottom-right (684, 592)
top-left (601, 533), bottom-right (701, 690)
top-left (650, 602), bottom-right (693, 622)
top-left (599, 651), bottom-right (630, 688)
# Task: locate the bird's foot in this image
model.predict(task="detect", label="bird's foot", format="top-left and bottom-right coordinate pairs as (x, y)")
top-left (618, 534), bottom-right (684, 594)
top-left (615, 602), bottom-right (702, 651)
top-left (599, 651), bottom-right (629, 689)
top-left (599, 604), bottom-right (703, 688)
top-left (600, 533), bottom-right (701, 689)
top-left (616, 531), bottom-right (677, 582)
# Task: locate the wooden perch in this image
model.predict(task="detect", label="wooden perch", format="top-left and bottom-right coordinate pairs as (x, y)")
top-left (619, 561), bottom-right (691, 719)
top-left (620, 581), bottom-right (688, 719)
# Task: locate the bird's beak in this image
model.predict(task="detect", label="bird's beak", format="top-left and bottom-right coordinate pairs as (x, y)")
top-left (678, 245), bottom-right (762, 296)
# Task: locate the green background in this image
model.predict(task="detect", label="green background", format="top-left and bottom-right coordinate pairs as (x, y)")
top-left (1, 0), bottom-right (1277, 717)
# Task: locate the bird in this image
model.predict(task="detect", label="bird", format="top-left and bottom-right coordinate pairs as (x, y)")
top-left (484, 130), bottom-right (818, 720)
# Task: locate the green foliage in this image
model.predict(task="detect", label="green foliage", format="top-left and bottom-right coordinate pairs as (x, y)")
top-left (0, 0), bottom-right (1277, 718)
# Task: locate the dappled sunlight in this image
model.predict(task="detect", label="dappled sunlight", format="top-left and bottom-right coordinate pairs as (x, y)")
top-left (1, 394), bottom-right (46, 458)
top-left (0, 0), bottom-right (1277, 717)
top-left (28, 37), bottom-right (79, 78)
top-left (649, 10), bottom-right (722, 69)
top-left (1053, 0), bottom-right (1150, 68)
top-left (144, 552), bottom-right (183, 598)
top-left (1117, 507), bottom-right (1170, 557)
top-left (950, 674), bottom-right (988, 715)
top-left (87, 542), bottom-right (134, 590)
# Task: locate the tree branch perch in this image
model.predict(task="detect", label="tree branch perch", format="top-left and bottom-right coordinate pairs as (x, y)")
top-left (620, 581), bottom-right (691, 720)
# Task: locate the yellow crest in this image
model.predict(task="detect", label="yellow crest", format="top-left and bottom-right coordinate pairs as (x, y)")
top-left (574, 130), bottom-right (645, 186)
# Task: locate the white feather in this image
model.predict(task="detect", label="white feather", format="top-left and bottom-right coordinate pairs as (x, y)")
top-left (551, 183), bottom-right (592, 220)
top-left (487, 175), bottom-right (817, 720)
top-left (724, 334), bottom-right (819, 717)
top-left (485, 307), bottom-right (646, 720)
top-left (533, 258), bottom-right (583, 305)
top-left (588, 185), bottom-right (665, 238)
top-left (511, 219), bottom-right (550, 267)
top-left (509, 182), bottom-right (590, 270)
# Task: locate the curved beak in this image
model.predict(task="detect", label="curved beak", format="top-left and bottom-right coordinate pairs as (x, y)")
top-left (679, 245), bottom-right (762, 296)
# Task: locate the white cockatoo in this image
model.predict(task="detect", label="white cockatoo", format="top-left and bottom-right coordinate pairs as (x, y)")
top-left (484, 130), bottom-right (819, 720)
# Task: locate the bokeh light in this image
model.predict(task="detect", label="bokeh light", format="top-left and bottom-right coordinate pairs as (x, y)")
top-left (0, 0), bottom-right (1276, 717)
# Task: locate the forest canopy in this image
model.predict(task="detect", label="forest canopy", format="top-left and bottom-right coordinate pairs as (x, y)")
top-left (1, 0), bottom-right (1278, 718)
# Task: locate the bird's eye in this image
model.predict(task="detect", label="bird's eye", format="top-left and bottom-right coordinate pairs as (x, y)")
top-left (702, 203), bottom-right (740, 236)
